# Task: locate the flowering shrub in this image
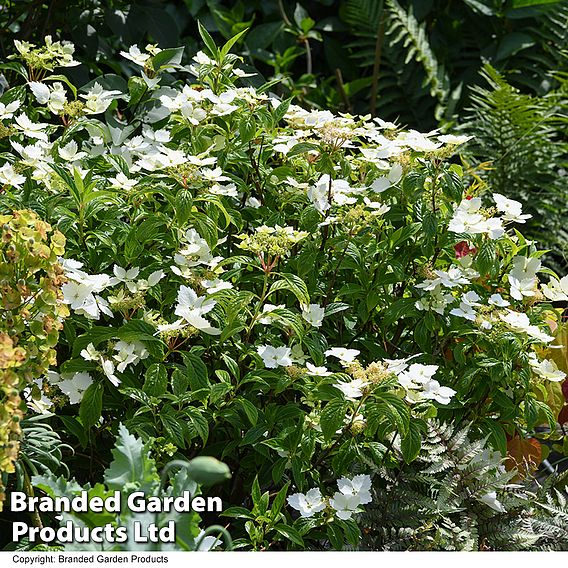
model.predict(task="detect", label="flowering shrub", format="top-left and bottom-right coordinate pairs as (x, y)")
top-left (1, 29), bottom-right (567, 550)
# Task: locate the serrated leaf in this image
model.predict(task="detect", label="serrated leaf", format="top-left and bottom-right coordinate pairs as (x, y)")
top-left (320, 399), bottom-right (347, 441)
top-left (79, 383), bottom-right (103, 429)
top-left (143, 363), bottom-right (168, 397)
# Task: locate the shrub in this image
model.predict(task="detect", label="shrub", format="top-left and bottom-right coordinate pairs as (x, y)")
top-left (0, 30), bottom-right (567, 550)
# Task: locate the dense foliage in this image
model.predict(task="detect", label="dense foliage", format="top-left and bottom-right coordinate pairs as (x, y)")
top-left (0, 4), bottom-right (568, 553)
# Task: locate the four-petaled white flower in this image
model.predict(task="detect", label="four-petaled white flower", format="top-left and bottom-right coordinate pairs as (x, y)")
top-left (287, 488), bottom-right (326, 518)
top-left (334, 378), bottom-right (368, 400)
top-left (336, 474), bottom-right (372, 505)
top-left (301, 303), bottom-right (325, 327)
top-left (174, 285), bottom-right (221, 335)
top-left (306, 362), bottom-right (332, 376)
top-left (325, 347), bottom-right (360, 363)
top-left (257, 345), bottom-right (292, 368)
top-left (493, 193), bottom-right (531, 224)
top-left (528, 354), bottom-right (566, 382)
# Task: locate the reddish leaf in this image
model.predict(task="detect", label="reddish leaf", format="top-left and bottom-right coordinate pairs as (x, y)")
top-left (505, 435), bottom-right (542, 479)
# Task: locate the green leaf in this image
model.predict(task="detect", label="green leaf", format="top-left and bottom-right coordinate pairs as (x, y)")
top-left (269, 481), bottom-right (290, 520)
top-left (273, 98), bottom-right (292, 125)
top-left (320, 399), bottom-right (347, 441)
top-left (401, 420), bottom-right (422, 463)
top-left (287, 142), bottom-right (320, 158)
top-left (182, 352), bottom-right (210, 391)
top-left (160, 408), bottom-right (186, 448)
top-left (152, 46), bottom-right (185, 70)
top-left (269, 273), bottom-right (310, 305)
top-left (274, 524), bottom-right (304, 547)
top-left (237, 398), bottom-right (259, 426)
top-left (171, 368), bottom-right (189, 397)
top-left (327, 524), bottom-right (344, 550)
top-left (127, 76), bottom-right (147, 107)
top-left (198, 21), bottom-right (219, 59)
top-left (79, 383), bottom-right (103, 429)
top-left (220, 28), bottom-right (249, 59)
top-left (511, 0), bottom-right (562, 5)
top-left (143, 363), bottom-right (168, 397)
top-left (239, 114), bottom-right (256, 143)
top-left (185, 407), bottom-right (209, 444)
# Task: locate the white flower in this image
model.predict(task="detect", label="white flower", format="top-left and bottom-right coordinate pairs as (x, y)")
top-left (301, 303), bottom-right (325, 327)
top-left (0, 100), bottom-right (20, 120)
top-left (287, 488), bottom-right (326, 518)
top-left (449, 291), bottom-right (481, 321)
top-left (438, 134), bottom-right (472, 145)
top-left (420, 380), bottom-right (456, 405)
top-left (81, 83), bottom-right (122, 114)
top-left (14, 114), bottom-right (49, 141)
top-left (56, 372), bottom-right (93, 404)
top-left (334, 378), bottom-right (368, 400)
top-left (58, 140), bottom-right (87, 161)
top-left (109, 172), bottom-right (138, 190)
top-left (337, 474), bottom-right (372, 505)
top-left (23, 378), bottom-right (53, 414)
top-left (258, 304), bottom-right (285, 325)
top-left (120, 45), bottom-right (151, 66)
top-left (307, 180), bottom-right (330, 214)
top-left (542, 276), bottom-right (568, 302)
top-left (110, 265), bottom-right (140, 291)
top-left (210, 183), bottom-right (238, 198)
top-left (101, 359), bottom-right (120, 387)
top-left (363, 197), bottom-right (391, 215)
top-left (113, 340), bottom-right (149, 373)
top-left (480, 491), bottom-right (506, 513)
top-left (493, 193), bottom-right (531, 224)
top-left (232, 68), bottom-right (256, 78)
top-left (397, 363), bottom-right (438, 389)
top-left (173, 228), bottom-right (213, 271)
top-left (257, 345), bottom-right (292, 368)
top-left (174, 285), bottom-right (221, 335)
top-left (330, 492), bottom-right (361, 520)
top-left (195, 529), bottom-right (223, 551)
top-left (488, 293), bottom-right (510, 307)
top-left (528, 354), bottom-right (566, 382)
top-left (500, 310), bottom-right (554, 343)
top-left (80, 342), bottom-right (101, 362)
top-left (29, 81), bottom-right (67, 114)
top-left (306, 362), bottom-right (332, 376)
top-left (0, 162), bottom-right (26, 188)
top-left (156, 319), bottom-right (187, 333)
top-left (61, 268), bottom-right (112, 321)
top-left (245, 196), bottom-right (262, 208)
top-left (202, 278), bottom-right (233, 294)
top-left (448, 197), bottom-right (504, 239)
top-left (508, 275), bottom-right (537, 301)
top-left (325, 347), bottom-right (360, 363)
top-left (383, 354), bottom-right (421, 375)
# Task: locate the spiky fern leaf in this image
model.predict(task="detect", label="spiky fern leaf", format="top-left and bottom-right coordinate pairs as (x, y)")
top-left (358, 420), bottom-right (560, 550)
top-left (464, 63), bottom-right (568, 271)
top-left (385, 0), bottom-right (449, 106)
top-left (341, 0), bottom-right (447, 125)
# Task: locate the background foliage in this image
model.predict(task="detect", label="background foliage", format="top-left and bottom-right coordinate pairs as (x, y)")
top-left (1, 0), bottom-right (567, 268)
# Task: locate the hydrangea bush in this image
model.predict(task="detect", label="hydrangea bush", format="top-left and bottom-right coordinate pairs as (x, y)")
top-left (1, 29), bottom-right (567, 550)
